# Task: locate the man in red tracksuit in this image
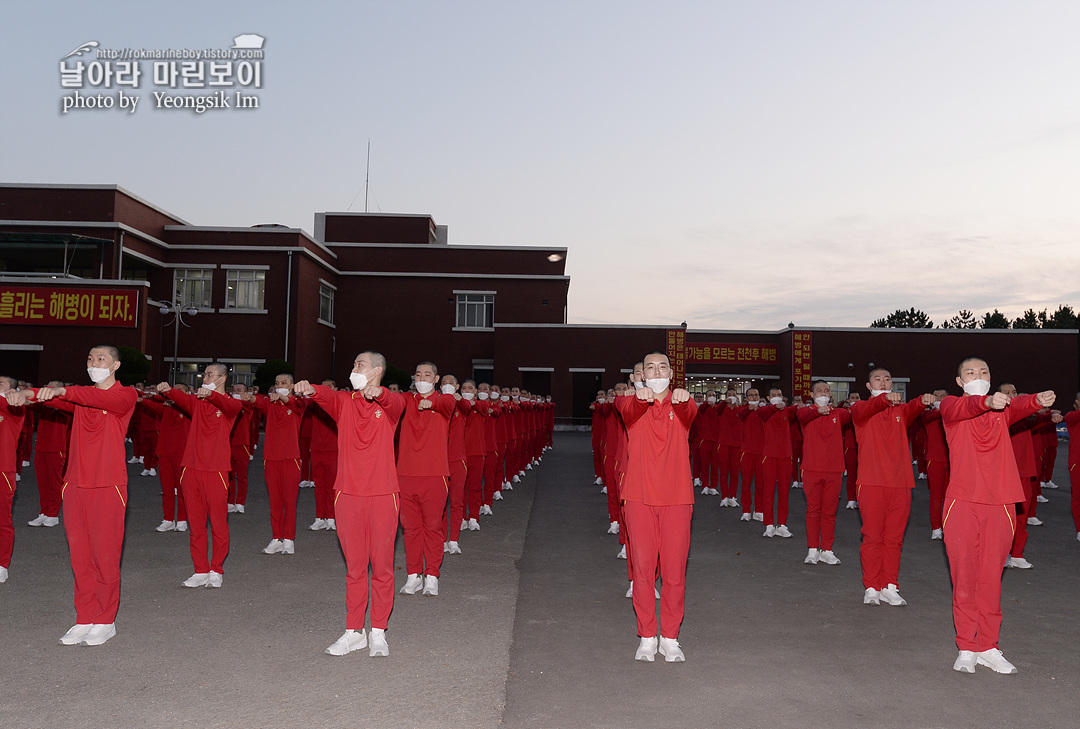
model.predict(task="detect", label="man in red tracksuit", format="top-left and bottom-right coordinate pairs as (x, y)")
top-left (941, 357), bottom-right (1054, 674)
top-left (160, 363), bottom-right (242, 588)
top-left (140, 386), bottom-right (191, 532)
top-left (717, 390), bottom-right (742, 506)
top-left (616, 352), bottom-right (697, 663)
top-left (851, 368), bottom-right (934, 606)
top-left (461, 379), bottom-right (488, 531)
top-left (591, 389), bottom-right (607, 487)
top-left (922, 390), bottom-right (950, 540)
top-left (397, 362), bottom-right (454, 597)
top-left (27, 380), bottom-right (72, 529)
top-left (735, 390), bottom-right (766, 522)
top-left (1064, 395), bottom-right (1080, 539)
top-left (228, 383), bottom-right (256, 514)
top-left (254, 373), bottom-right (307, 555)
top-left (798, 381), bottom-right (849, 565)
top-left (307, 379), bottom-right (339, 531)
top-left (1, 375), bottom-right (26, 584)
top-left (12, 346), bottom-right (137, 645)
top-left (758, 388), bottom-right (796, 538)
top-left (298, 351), bottom-right (404, 657)
top-left (696, 392), bottom-right (720, 496)
top-left (441, 374), bottom-right (470, 554)
top-left (479, 383), bottom-right (501, 515)
top-left (842, 394), bottom-right (861, 509)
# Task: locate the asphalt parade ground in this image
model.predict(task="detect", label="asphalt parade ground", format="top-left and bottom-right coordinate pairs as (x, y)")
top-left (1, 432), bottom-right (1078, 729)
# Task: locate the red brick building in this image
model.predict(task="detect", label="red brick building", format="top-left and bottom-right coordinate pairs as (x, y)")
top-left (2, 183), bottom-right (1076, 423)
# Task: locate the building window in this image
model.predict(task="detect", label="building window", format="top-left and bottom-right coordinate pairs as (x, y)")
top-left (456, 293), bottom-right (494, 329)
top-left (226, 363), bottom-right (257, 388)
top-left (319, 282), bottom-right (334, 324)
top-left (174, 269), bottom-right (213, 308)
top-left (225, 269), bottom-right (265, 309)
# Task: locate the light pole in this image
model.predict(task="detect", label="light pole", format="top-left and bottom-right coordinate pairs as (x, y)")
top-left (159, 301), bottom-right (198, 385)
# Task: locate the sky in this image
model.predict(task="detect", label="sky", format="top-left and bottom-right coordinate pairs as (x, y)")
top-left (4, 0), bottom-right (1079, 330)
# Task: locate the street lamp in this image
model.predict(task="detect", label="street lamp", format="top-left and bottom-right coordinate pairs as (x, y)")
top-left (159, 301), bottom-right (198, 385)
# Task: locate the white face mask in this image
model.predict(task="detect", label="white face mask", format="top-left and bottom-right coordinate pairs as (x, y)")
top-left (441, 384), bottom-right (456, 395)
top-left (870, 389), bottom-right (890, 397)
top-left (478, 391), bottom-right (490, 400)
top-left (87, 367), bottom-right (111, 384)
top-left (462, 392), bottom-right (475, 401)
top-left (275, 388), bottom-right (290, 397)
top-left (349, 372), bottom-right (368, 390)
top-left (501, 395), bottom-right (510, 402)
top-left (728, 396), bottom-right (738, 404)
top-left (633, 381), bottom-right (645, 390)
top-left (748, 400), bottom-right (759, 409)
top-left (415, 380), bottom-right (434, 395)
top-left (203, 381), bottom-right (218, 392)
top-left (814, 396), bottom-right (830, 407)
top-left (963, 379), bottom-right (991, 397)
top-left (769, 397), bottom-right (784, 406)
top-left (645, 378), bottom-right (669, 394)
top-left (932, 400), bottom-right (941, 409)
top-left (706, 396), bottom-right (717, 405)
top-left (232, 393), bottom-right (243, 400)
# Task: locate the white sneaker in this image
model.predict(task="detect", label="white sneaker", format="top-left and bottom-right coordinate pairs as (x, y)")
top-left (819, 550), bottom-right (841, 565)
top-left (863, 588), bottom-right (880, 605)
top-left (635, 636), bottom-right (658, 662)
top-left (879, 583), bottom-right (907, 606)
top-left (81, 623), bottom-right (116, 646)
top-left (728, 499), bottom-right (740, 508)
top-left (263, 539), bottom-right (284, 555)
top-left (608, 521), bottom-right (620, 534)
top-left (206, 571), bottom-right (223, 588)
top-left (400, 573), bottom-right (424, 594)
top-left (1007, 556), bottom-right (1033, 569)
top-left (309, 518), bottom-right (327, 531)
top-left (282, 539), bottom-right (295, 555)
top-left (626, 582), bottom-right (634, 598)
top-left (235, 505), bottom-right (245, 514)
top-left (694, 478), bottom-right (702, 486)
top-left (617, 545), bottom-right (627, 559)
top-left (368, 628), bottom-right (389, 657)
top-left (28, 513), bottom-right (47, 527)
top-left (1036, 494), bottom-right (1048, 503)
top-left (228, 503), bottom-right (238, 513)
top-left (155, 520), bottom-right (175, 532)
top-left (21, 459), bottom-right (29, 467)
top-left (325, 629), bottom-right (367, 656)
top-left (846, 501), bottom-right (858, 510)
top-left (658, 636), bottom-right (685, 662)
top-left (443, 542), bottom-right (450, 553)
top-left (805, 548), bottom-right (820, 564)
top-left (183, 572), bottom-right (210, 588)
top-left (128, 456), bottom-right (140, 464)
top-left (14, 473), bottom-right (19, 482)
top-left (740, 513), bottom-right (751, 522)
top-left (175, 521), bottom-right (188, 532)
top-left (775, 525), bottom-right (793, 538)
top-left (512, 474), bottom-right (521, 483)
top-left (0, 566), bottom-right (7, 582)
top-left (468, 518), bottom-right (480, 531)
top-left (140, 469), bottom-right (152, 476)
top-left (918, 473), bottom-right (927, 480)
top-left (148, 468), bottom-right (157, 477)
top-left (931, 529), bottom-right (944, 540)
top-left (422, 575), bottom-right (439, 596)
top-left (504, 482), bottom-right (514, 490)
top-left (600, 486), bottom-right (608, 494)
top-left (753, 512), bottom-right (764, 522)
top-left (448, 541), bottom-right (461, 554)
top-left (1026, 517), bottom-right (1042, 526)
top-left (493, 491), bottom-right (503, 500)
top-left (525, 463), bottom-right (532, 471)
top-left (976, 648), bottom-right (1017, 674)
top-left (480, 505), bottom-right (492, 515)
top-left (1076, 531), bottom-right (1080, 542)
top-left (954, 650), bottom-right (977, 673)
top-left (708, 488), bottom-right (720, 495)
top-left (1044, 480), bottom-right (1059, 489)
top-left (595, 477), bottom-right (604, 485)
top-left (763, 525), bottom-right (776, 538)
top-left (326, 519), bottom-right (336, 531)
top-left (59, 623), bottom-right (93, 645)
top-left (791, 481), bottom-right (802, 489)
top-left (42, 516), bottom-right (60, 527)
top-left (461, 519), bottom-right (469, 531)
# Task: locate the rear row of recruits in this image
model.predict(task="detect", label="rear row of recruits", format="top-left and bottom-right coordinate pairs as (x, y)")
top-left (0, 347), bottom-right (553, 658)
top-left (595, 355), bottom-right (1070, 675)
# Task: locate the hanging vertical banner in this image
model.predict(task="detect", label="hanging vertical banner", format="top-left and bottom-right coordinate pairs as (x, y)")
top-left (792, 330), bottom-right (812, 398)
top-left (666, 328), bottom-right (686, 389)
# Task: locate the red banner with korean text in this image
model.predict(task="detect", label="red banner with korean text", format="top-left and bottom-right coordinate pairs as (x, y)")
top-left (792, 331), bottom-right (812, 398)
top-left (0, 286), bottom-right (139, 328)
top-left (685, 342), bottom-right (779, 366)
top-left (666, 328), bottom-right (686, 389)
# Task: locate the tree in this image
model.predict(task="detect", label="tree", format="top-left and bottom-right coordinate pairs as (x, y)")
top-left (870, 308), bottom-right (934, 328)
top-left (115, 347), bottom-right (151, 386)
top-left (1012, 309), bottom-right (1040, 329)
top-left (254, 359), bottom-right (293, 392)
top-left (978, 310), bottom-right (1010, 329)
top-left (941, 310), bottom-right (977, 329)
top-left (1046, 304), bottom-right (1078, 329)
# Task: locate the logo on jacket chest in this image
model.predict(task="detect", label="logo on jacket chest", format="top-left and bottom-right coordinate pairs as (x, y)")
top-left (375, 409), bottom-right (382, 418)
top-left (215, 410), bottom-right (223, 418)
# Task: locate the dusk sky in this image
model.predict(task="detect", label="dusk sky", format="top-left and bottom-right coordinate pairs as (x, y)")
top-left (5, 1), bottom-right (1079, 330)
